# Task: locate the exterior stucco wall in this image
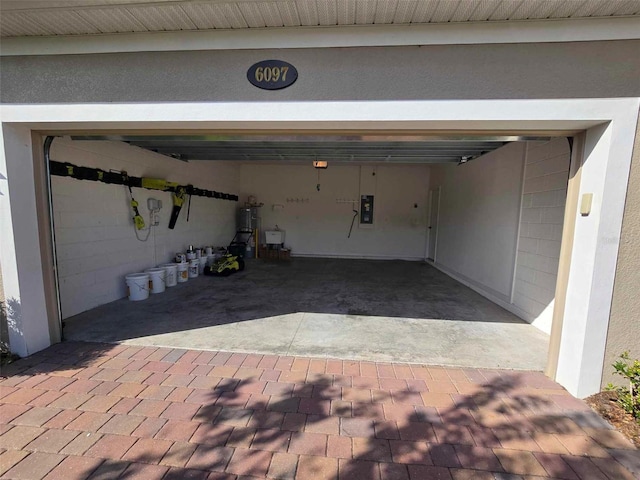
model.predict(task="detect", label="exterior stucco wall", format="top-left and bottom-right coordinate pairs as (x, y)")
top-left (603, 117), bottom-right (640, 388)
top-left (2, 40), bottom-right (640, 103)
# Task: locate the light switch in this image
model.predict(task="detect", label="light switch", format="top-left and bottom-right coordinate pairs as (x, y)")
top-left (580, 193), bottom-right (593, 216)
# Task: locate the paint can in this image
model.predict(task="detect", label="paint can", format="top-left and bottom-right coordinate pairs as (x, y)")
top-left (188, 258), bottom-right (199, 278)
top-left (145, 268), bottom-right (166, 294)
top-left (195, 248), bottom-right (202, 259)
top-left (198, 256), bottom-right (207, 274)
top-left (158, 263), bottom-right (178, 287)
top-left (175, 253), bottom-right (186, 263)
top-left (177, 262), bottom-right (189, 283)
top-left (125, 273), bottom-right (150, 301)
top-left (205, 246), bottom-right (213, 256)
top-left (186, 251), bottom-right (196, 261)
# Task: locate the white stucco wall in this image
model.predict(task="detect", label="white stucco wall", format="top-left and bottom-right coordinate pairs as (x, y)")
top-left (240, 163), bottom-right (429, 259)
top-left (50, 138), bottom-right (240, 318)
top-left (428, 142), bottom-right (526, 303)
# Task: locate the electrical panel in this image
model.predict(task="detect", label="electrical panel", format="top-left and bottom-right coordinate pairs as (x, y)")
top-left (360, 195), bottom-right (374, 224)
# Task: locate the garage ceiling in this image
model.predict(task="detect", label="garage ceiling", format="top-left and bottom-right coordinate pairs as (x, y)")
top-left (2, 0), bottom-right (639, 37)
top-left (71, 134), bottom-right (549, 164)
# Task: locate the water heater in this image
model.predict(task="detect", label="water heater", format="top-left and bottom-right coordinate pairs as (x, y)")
top-left (237, 207), bottom-right (258, 232)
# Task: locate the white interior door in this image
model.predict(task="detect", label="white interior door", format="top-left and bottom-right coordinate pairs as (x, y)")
top-left (427, 187), bottom-right (440, 261)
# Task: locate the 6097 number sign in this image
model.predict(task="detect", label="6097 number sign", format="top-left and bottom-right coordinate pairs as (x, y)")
top-left (247, 60), bottom-right (297, 91)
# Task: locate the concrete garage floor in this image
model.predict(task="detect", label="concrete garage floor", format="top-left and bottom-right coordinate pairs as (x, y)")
top-left (64, 258), bottom-right (549, 370)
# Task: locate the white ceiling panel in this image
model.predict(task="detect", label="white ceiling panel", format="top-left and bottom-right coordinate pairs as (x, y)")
top-left (26, 10), bottom-right (102, 35)
top-left (509, 1), bottom-right (560, 20)
top-left (236, 2), bottom-right (267, 27)
top-left (179, 3), bottom-right (233, 29)
top-left (297, 0), bottom-right (320, 25)
top-left (256, 2), bottom-right (286, 27)
top-left (355, 0), bottom-right (377, 24)
top-left (336, 0), bottom-right (356, 24)
top-left (316, 0), bottom-right (338, 26)
top-left (0, 11), bottom-right (53, 36)
top-left (449, 1), bottom-right (483, 21)
top-left (548, 1), bottom-right (587, 18)
top-left (216, 3), bottom-right (250, 29)
top-left (468, 0), bottom-right (503, 21)
top-left (1, 0), bottom-right (639, 38)
top-left (373, 0), bottom-right (398, 24)
top-left (392, 0), bottom-right (418, 23)
top-left (410, 0), bottom-right (440, 22)
top-left (126, 5), bottom-right (197, 31)
top-left (488, 0), bottom-right (524, 20)
top-left (430, 0), bottom-right (462, 22)
top-left (277, 1), bottom-right (301, 26)
top-left (76, 8), bottom-right (148, 33)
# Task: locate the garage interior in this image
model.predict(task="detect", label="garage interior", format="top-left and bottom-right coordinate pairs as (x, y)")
top-left (49, 133), bottom-right (570, 372)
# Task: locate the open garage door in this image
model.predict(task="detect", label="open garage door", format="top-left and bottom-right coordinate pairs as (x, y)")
top-left (42, 132), bottom-right (571, 373)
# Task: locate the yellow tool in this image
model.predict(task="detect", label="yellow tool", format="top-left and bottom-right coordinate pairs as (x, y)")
top-left (123, 172), bottom-right (145, 230)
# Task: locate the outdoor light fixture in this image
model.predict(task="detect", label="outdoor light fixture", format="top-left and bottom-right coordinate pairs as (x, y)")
top-left (313, 160), bottom-right (328, 169)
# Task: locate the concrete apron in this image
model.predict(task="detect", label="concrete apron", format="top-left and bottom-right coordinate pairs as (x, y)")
top-left (63, 259), bottom-right (549, 371)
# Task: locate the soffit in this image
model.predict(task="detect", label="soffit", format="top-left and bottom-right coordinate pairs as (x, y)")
top-left (2, 0), bottom-right (640, 37)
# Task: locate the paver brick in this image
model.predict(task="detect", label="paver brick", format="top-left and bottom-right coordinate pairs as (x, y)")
top-left (296, 454), bottom-right (338, 479)
top-left (327, 435), bottom-right (352, 459)
top-left (2, 387), bottom-right (46, 405)
top-left (85, 433), bottom-right (138, 459)
top-left (24, 428), bottom-right (78, 453)
top-left (155, 420), bottom-right (200, 442)
top-left (60, 431), bottom-right (103, 455)
top-left (353, 437), bottom-right (392, 462)
top-left (78, 395), bottom-right (121, 413)
top-left (49, 392), bottom-right (93, 409)
top-left (122, 437), bottom-right (173, 464)
top-left (268, 451), bottom-right (298, 479)
top-left (120, 462), bottom-right (169, 479)
top-left (3, 451), bottom-right (65, 479)
top-left (190, 423), bottom-right (234, 446)
top-left (86, 458), bottom-right (130, 479)
top-left (0, 449), bottom-right (30, 476)
top-left (338, 457), bottom-right (381, 479)
top-left (493, 448), bottom-right (548, 476)
top-left (65, 411), bottom-right (113, 432)
top-left (225, 446), bottom-right (272, 476)
top-left (0, 403), bottom-right (32, 424)
top-left (185, 444), bottom-right (234, 471)
top-left (108, 397), bottom-right (142, 415)
top-left (128, 399), bottom-right (171, 417)
top-left (44, 454), bottom-right (104, 480)
top-left (288, 431), bottom-right (327, 456)
top-left (27, 390), bottom-right (65, 407)
top-left (0, 425), bottom-right (46, 449)
top-left (98, 414), bottom-right (144, 435)
top-left (160, 441), bottom-right (197, 467)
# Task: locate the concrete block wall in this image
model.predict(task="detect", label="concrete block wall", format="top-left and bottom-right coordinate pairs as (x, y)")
top-left (51, 138), bottom-right (239, 318)
top-left (428, 142), bottom-right (526, 303)
top-left (512, 139), bottom-right (570, 334)
top-left (240, 164), bottom-right (429, 259)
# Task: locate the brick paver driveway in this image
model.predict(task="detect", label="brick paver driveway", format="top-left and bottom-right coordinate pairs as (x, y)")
top-left (0, 341), bottom-right (638, 479)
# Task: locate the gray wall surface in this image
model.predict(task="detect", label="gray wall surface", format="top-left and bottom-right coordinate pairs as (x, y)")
top-left (2, 40), bottom-right (640, 103)
top-left (603, 117), bottom-right (640, 388)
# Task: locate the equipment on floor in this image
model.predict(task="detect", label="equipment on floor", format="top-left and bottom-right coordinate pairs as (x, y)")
top-left (204, 253), bottom-right (245, 276)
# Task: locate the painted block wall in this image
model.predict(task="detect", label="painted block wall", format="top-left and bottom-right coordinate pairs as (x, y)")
top-left (429, 142), bottom-right (526, 303)
top-left (512, 139), bottom-right (570, 334)
top-left (240, 164), bottom-right (429, 259)
top-left (50, 139), bottom-right (239, 318)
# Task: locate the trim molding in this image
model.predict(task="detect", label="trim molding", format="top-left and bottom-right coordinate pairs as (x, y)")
top-left (2, 17), bottom-right (640, 57)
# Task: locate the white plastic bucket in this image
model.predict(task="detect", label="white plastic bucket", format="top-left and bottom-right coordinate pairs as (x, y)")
top-left (188, 258), bottom-right (199, 278)
top-left (159, 263), bottom-right (178, 287)
top-left (126, 273), bottom-right (150, 301)
top-left (145, 268), bottom-right (166, 294)
top-left (205, 246), bottom-right (213, 256)
top-left (177, 262), bottom-right (189, 283)
top-left (206, 254), bottom-right (216, 267)
top-left (198, 256), bottom-right (207, 274)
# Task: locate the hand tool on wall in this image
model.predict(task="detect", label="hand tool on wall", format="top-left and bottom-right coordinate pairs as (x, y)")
top-left (169, 186), bottom-right (187, 229)
top-left (123, 172), bottom-right (145, 230)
